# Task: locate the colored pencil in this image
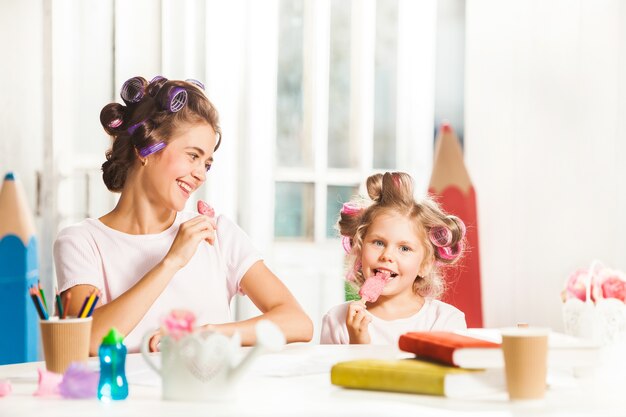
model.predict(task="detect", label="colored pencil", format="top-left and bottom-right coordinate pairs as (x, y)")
top-left (61, 292), bottom-right (71, 319)
top-left (76, 292), bottom-right (91, 319)
top-left (79, 290), bottom-right (97, 318)
top-left (55, 288), bottom-right (63, 318)
top-left (38, 282), bottom-right (49, 316)
top-left (29, 286), bottom-right (48, 320)
top-left (86, 291), bottom-right (100, 318)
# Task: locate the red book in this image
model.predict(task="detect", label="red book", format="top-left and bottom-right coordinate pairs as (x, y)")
top-left (398, 331), bottom-right (500, 368)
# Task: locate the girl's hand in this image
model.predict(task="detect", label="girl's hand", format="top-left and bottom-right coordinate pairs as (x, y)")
top-left (148, 330), bottom-right (162, 352)
top-left (346, 301), bottom-right (372, 344)
top-left (164, 215), bottom-right (216, 270)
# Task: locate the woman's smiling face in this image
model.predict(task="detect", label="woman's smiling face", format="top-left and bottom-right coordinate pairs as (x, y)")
top-left (143, 122), bottom-right (217, 211)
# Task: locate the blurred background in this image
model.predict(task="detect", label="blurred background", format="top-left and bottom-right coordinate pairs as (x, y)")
top-left (1, 0), bottom-right (624, 342)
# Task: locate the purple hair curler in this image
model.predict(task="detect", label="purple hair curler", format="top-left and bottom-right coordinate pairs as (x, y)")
top-left (148, 76), bottom-right (168, 97)
top-left (138, 141), bottom-right (167, 157)
top-left (166, 87), bottom-right (187, 113)
top-left (120, 77), bottom-right (145, 104)
top-left (165, 87), bottom-right (188, 113)
top-left (429, 226), bottom-right (452, 247)
top-left (186, 78), bottom-right (205, 90)
top-left (127, 122), bottom-right (144, 135)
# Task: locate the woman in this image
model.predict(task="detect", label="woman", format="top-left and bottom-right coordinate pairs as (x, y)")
top-left (54, 76), bottom-right (313, 353)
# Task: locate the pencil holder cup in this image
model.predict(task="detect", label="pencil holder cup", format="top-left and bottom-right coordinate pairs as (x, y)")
top-left (40, 317), bottom-right (92, 374)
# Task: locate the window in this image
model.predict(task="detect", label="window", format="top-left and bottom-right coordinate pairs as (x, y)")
top-left (274, 0), bottom-right (419, 242)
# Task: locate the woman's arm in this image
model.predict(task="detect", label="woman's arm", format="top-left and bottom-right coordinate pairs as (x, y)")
top-left (62, 215), bottom-right (215, 355)
top-left (62, 259), bottom-right (181, 355)
top-left (206, 261), bottom-right (313, 345)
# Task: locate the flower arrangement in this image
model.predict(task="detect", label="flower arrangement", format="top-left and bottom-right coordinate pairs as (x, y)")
top-left (161, 309), bottom-right (196, 341)
top-left (562, 263), bottom-right (626, 304)
top-left (562, 261), bottom-right (626, 345)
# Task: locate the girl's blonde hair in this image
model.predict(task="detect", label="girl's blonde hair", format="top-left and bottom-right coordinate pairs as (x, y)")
top-left (337, 172), bottom-right (465, 299)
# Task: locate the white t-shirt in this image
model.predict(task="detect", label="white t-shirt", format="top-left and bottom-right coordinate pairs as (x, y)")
top-left (319, 299), bottom-right (467, 345)
top-left (53, 212), bottom-right (262, 352)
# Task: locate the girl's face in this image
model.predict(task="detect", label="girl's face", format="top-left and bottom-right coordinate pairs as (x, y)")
top-left (144, 122), bottom-right (217, 211)
top-left (360, 211), bottom-right (428, 299)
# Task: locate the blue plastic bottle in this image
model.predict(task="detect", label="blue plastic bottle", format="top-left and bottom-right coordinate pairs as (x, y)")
top-left (98, 328), bottom-right (129, 401)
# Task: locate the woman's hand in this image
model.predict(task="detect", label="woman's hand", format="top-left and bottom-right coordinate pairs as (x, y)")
top-left (148, 329), bottom-right (162, 352)
top-left (346, 301), bottom-right (372, 344)
top-left (164, 215), bottom-right (216, 270)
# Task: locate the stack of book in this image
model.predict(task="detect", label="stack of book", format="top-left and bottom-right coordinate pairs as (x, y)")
top-left (330, 330), bottom-right (600, 398)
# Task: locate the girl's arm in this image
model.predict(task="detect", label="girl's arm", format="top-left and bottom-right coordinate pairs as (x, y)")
top-left (205, 261), bottom-right (313, 345)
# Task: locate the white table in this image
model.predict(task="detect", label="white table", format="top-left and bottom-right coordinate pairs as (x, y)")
top-left (0, 344), bottom-right (624, 417)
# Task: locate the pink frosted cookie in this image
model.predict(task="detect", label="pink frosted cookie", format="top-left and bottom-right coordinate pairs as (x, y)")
top-left (197, 200), bottom-right (215, 217)
top-left (359, 271), bottom-right (391, 302)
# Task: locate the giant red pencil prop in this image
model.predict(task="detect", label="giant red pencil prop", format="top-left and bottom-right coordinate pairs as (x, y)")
top-left (428, 123), bottom-right (483, 328)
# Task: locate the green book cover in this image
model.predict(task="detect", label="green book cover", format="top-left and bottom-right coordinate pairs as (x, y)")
top-left (331, 358), bottom-right (498, 397)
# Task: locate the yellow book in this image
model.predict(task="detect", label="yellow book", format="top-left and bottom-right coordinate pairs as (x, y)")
top-left (331, 359), bottom-right (504, 398)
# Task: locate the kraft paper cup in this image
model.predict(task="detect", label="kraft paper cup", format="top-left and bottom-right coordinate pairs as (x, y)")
top-left (40, 317), bottom-right (92, 374)
top-left (501, 327), bottom-right (549, 401)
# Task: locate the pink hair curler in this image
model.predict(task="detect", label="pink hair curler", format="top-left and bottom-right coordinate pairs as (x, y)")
top-left (341, 202), bottom-right (361, 216)
top-left (437, 241), bottom-right (464, 261)
top-left (391, 173), bottom-right (401, 187)
top-left (341, 236), bottom-right (352, 254)
top-left (429, 226), bottom-right (452, 247)
top-left (108, 118), bottom-right (123, 128)
top-left (458, 218), bottom-right (466, 239)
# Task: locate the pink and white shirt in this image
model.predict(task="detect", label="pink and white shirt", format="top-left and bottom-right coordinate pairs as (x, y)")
top-left (320, 299), bottom-right (467, 345)
top-left (54, 212), bottom-right (262, 352)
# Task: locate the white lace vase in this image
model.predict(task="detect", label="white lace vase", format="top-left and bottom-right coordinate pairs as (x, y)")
top-left (562, 298), bottom-right (626, 346)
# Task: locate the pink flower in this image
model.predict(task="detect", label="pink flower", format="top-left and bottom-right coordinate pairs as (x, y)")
top-left (563, 268), bottom-right (591, 302)
top-left (563, 264), bottom-right (626, 304)
top-left (162, 310), bottom-right (196, 340)
top-left (594, 269), bottom-right (626, 303)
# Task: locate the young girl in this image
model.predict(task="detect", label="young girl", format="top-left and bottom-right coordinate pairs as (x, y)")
top-left (54, 76), bottom-right (313, 354)
top-left (320, 172), bottom-right (467, 344)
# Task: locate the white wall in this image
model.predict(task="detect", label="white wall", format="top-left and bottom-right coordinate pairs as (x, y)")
top-left (466, 0), bottom-right (626, 330)
top-left (0, 0), bottom-right (44, 218)
top-left (0, 0), bottom-right (45, 282)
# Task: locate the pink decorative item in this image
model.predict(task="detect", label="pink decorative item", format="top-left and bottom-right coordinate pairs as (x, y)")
top-left (197, 200), bottom-right (215, 218)
top-left (0, 380), bottom-right (12, 397)
top-left (162, 310), bottom-right (196, 341)
top-left (562, 268), bottom-right (592, 302)
top-left (562, 264), bottom-right (626, 304)
top-left (359, 271), bottom-right (391, 303)
top-left (59, 363), bottom-right (99, 399)
top-left (562, 260), bottom-right (626, 346)
top-left (340, 203), bottom-right (361, 216)
top-left (33, 368), bottom-right (62, 397)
